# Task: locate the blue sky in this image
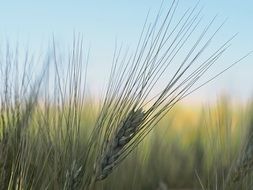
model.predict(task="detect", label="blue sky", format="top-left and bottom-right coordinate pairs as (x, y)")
top-left (0, 0), bottom-right (252, 103)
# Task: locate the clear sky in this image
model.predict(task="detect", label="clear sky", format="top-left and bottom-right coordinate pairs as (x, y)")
top-left (0, 0), bottom-right (252, 103)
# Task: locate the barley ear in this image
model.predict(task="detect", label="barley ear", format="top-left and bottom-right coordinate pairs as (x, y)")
top-left (96, 108), bottom-right (145, 180)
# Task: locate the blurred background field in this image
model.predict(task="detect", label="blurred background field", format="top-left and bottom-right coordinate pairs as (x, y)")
top-left (93, 97), bottom-right (253, 189)
top-left (2, 93), bottom-right (253, 189)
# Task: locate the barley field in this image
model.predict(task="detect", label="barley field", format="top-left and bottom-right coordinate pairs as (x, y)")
top-left (0, 1), bottom-right (253, 190)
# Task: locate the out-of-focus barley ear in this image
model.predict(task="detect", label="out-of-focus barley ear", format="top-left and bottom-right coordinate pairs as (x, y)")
top-left (63, 160), bottom-right (83, 190)
top-left (229, 115), bottom-right (253, 184)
